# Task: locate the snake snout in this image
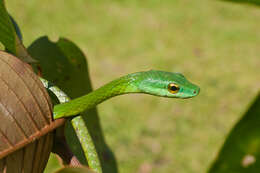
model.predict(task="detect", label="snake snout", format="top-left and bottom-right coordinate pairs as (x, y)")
top-left (192, 87), bottom-right (200, 96)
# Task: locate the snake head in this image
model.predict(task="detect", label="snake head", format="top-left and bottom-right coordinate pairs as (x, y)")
top-left (130, 70), bottom-right (200, 99)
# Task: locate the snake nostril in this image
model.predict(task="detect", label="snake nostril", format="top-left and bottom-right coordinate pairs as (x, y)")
top-left (194, 88), bottom-right (200, 95)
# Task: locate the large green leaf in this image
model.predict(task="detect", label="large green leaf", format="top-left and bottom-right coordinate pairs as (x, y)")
top-left (28, 36), bottom-right (118, 173)
top-left (0, 0), bottom-right (36, 63)
top-left (209, 92), bottom-right (260, 173)
top-left (221, 0), bottom-right (260, 6)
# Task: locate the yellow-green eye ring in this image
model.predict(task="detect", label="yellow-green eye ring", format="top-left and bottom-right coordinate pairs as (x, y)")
top-left (168, 83), bottom-right (180, 94)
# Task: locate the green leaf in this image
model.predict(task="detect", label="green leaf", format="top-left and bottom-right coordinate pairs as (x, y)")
top-left (208, 92), bottom-right (260, 173)
top-left (44, 154), bottom-right (63, 173)
top-left (54, 166), bottom-right (95, 173)
top-left (0, 0), bottom-right (36, 63)
top-left (0, 0), bottom-right (15, 51)
top-left (221, 0), bottom-right (260, 6)
top-left (28, 36), bottom-right (118, 173)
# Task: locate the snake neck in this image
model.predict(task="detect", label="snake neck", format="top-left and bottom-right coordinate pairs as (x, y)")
top-left (53, 73), bottom-right (141, 119)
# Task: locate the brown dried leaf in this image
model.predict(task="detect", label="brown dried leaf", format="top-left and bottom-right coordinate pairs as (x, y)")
top-left (0, 51), bottom-right (64, 159)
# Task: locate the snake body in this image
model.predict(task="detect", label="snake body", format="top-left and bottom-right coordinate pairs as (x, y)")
top-left (53, 70), bottom-right (200, 119)
top-left (41, 70), bottom-right (200, 173)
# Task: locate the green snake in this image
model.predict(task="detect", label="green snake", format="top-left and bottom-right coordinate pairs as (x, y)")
top-left (41, 70), bottom-right (199, 172)
top-left (50, 70), bottom-right (200, 119)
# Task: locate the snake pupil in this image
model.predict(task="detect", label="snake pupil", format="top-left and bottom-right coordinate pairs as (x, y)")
top-left (171, 86), bottom-right (178, 91)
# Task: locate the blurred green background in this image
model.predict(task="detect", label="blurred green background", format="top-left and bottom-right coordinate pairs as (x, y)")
top-left (6, 0), bottom-right (260, 172)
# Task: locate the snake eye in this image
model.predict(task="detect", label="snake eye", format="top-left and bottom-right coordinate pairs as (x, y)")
top-left (168, 83), bottom-right (180, 94)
